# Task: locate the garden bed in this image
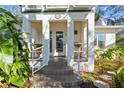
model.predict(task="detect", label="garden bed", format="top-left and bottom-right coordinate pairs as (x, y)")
top-left (80, 60), bottom-right (124, 88)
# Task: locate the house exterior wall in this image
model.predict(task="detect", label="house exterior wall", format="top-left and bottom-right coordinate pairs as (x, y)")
top-left (31, 21), bottom-right (42, 44)
top-left (105, 33), bottom-right (116, 47)
top-left (74, 21), bottom-right (84, 43)
top-left (22, 10), bottom-right (95, 72)
top-left (95, 28), bottom-right (116, 48)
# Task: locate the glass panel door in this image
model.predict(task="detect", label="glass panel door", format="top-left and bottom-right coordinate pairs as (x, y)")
top-left (56, 32), bottom-right (63, 53)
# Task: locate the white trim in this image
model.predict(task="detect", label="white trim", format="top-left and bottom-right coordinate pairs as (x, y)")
top-left (95, 26), bottom-right (124, 29)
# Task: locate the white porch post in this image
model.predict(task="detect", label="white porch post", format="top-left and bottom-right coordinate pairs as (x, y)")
top-left (42, 19), bottom-right (50, 65)
top-left (22, 15), bottom-right (32, 51)
top-left (87, 12), bottom-right (95, 72)
top-left (67, 17), bottom-right (74, 66)
top-left (22, 16), bottom-right (31, 42)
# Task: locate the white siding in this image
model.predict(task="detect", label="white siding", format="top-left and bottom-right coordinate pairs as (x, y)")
top-left (105, 33), bottom-right (116, 47)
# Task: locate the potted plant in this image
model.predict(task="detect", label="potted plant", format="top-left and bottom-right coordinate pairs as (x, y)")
top-left (33, 44), bottom-right (42, 58)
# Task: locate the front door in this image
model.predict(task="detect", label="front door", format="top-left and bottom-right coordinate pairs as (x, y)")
top-left (56, 31), bottom-right (64, 56)
top-left (50, 31), bottom-right (65, 56)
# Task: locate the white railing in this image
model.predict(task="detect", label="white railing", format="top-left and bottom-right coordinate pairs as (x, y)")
top-left (21, 5), bottom-right (42, 12)
top-left (45, 5), bottom-right (69, 9)
top-left (22, 5), bottom-right (68, 11)
top-left (24, 5), bottom-right (42, 9)
top-left (73, 43), bottom-right (88, 72)
top-left (29, 44), bottom-right (45, 75)
top-left (22, 5), bottom-right (94, 12)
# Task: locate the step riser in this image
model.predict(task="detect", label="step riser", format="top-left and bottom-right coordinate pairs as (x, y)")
top-left (32, 77), bottom-right (83, 88)
top-left (31, 57), bottom-right (83, 88)
top-left (48, 63), bottom-right (67, 67)
top-left (62, 80), bottom-right (83, 87)
top-left (48, 64), bottom-right (67, 67)
top-left (41, 70), bottom-right (74, 75)
top-left (42, 71), bottom-right (73, 75)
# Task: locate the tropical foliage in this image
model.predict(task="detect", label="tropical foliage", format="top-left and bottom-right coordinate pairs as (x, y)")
top-left (116, 37), bottom-right (124, 48)
top-left (116, 37), bottom-right (124, 44)
top-left (0, 60), bottom-right (30, 87)
top-left (115, 65), bottom-right (124, 88)
top-left (94, 46), bottom-right (124, 61)
top-left (0, 8), bottom-right (31, 87)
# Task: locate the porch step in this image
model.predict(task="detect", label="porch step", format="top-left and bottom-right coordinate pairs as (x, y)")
top-left (48, 61), bottom-right (67, 67)
top-left (33, 73), bottom-right (83, 88)
top-left (40, 66), bottom-right (74, 75)
top-left (48, 74), bottom-right (83, 88)
top-left (31, 57), bottom-right (84, 88)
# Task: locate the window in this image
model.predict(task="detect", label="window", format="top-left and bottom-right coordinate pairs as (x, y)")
top-left (95, 33), bottom-right (105, 49)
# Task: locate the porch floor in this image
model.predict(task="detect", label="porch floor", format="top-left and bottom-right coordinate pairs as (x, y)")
top-left (30, 57), bottom-right (84, 88)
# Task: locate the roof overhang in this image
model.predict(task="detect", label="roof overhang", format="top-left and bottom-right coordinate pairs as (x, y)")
top-left (22, 5), bottom-right (95, 13)
top-left (95, 26), bottom-right (124, 30)
top-left (95, 26), bottom-right (124, 33)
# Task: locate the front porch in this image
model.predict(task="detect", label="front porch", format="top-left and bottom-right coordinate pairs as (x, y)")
top-left (23, 10), bottom-right (95, 74)
top-left (29, 20), bottom-right (90, 71)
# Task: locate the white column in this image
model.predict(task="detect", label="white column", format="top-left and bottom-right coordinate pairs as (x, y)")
top-left (67, 17), bottom-right (74, 66)
top-left (83, 22), bottom-right (88, 58)
top-left (22, 15), bottom-right (31, 42)
top-left (22, 15), bottom-right (32, 50)
top-left (42, 19), bottom-right (50, 65)
top-left (87, 12), bottom-right (95, 72)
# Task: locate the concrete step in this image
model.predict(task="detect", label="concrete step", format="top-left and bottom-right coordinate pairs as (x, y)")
top-left (48, 62), bottom-right (67, 67)
top-left (30, 75), bottom-right (82, 88)
top-left (31, 57), bottom-right (83, 88)
top-left (40, 66), bottom-right (74, 75)
top-left (33, 74), bottom-right (83, 88)
top-left (61, 75), bottom-right (83, 88)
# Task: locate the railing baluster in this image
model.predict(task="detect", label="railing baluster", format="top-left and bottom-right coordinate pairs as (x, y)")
top-left (78, 47), bottom-right (80, 73)
top-left (74, 43), bottom-right (88, 72)
top-left (30, 43), bottom-right (45, 75)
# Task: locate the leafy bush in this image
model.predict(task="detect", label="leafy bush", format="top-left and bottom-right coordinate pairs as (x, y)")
top-left (115, 65), bottom-right (124, 88)
top-left (0, 60), bottom-right (31, 87)
top-left (0, 8), bottom-right (31, 88)
top-left (116, 37), bottom-right (124, 46)
top-left (94, 46), bottom-right (124, 61)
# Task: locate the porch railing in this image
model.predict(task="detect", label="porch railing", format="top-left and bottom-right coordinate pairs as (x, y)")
top-left (29, 43), bottom-right (45, 75)
top-left (73, 43), bottom-right (88, 72)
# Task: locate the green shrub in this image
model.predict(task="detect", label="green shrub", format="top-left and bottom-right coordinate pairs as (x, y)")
top-left (116, 37), bottom-right (124, 44)
top-left (0, 8), bottom-right (31, 88)
top-left (94, 46), bottom-right (124, 61)
top-left (115, 65), bottom-right (124, 88)
top-left (0, 60), bottom-right (31, 87)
